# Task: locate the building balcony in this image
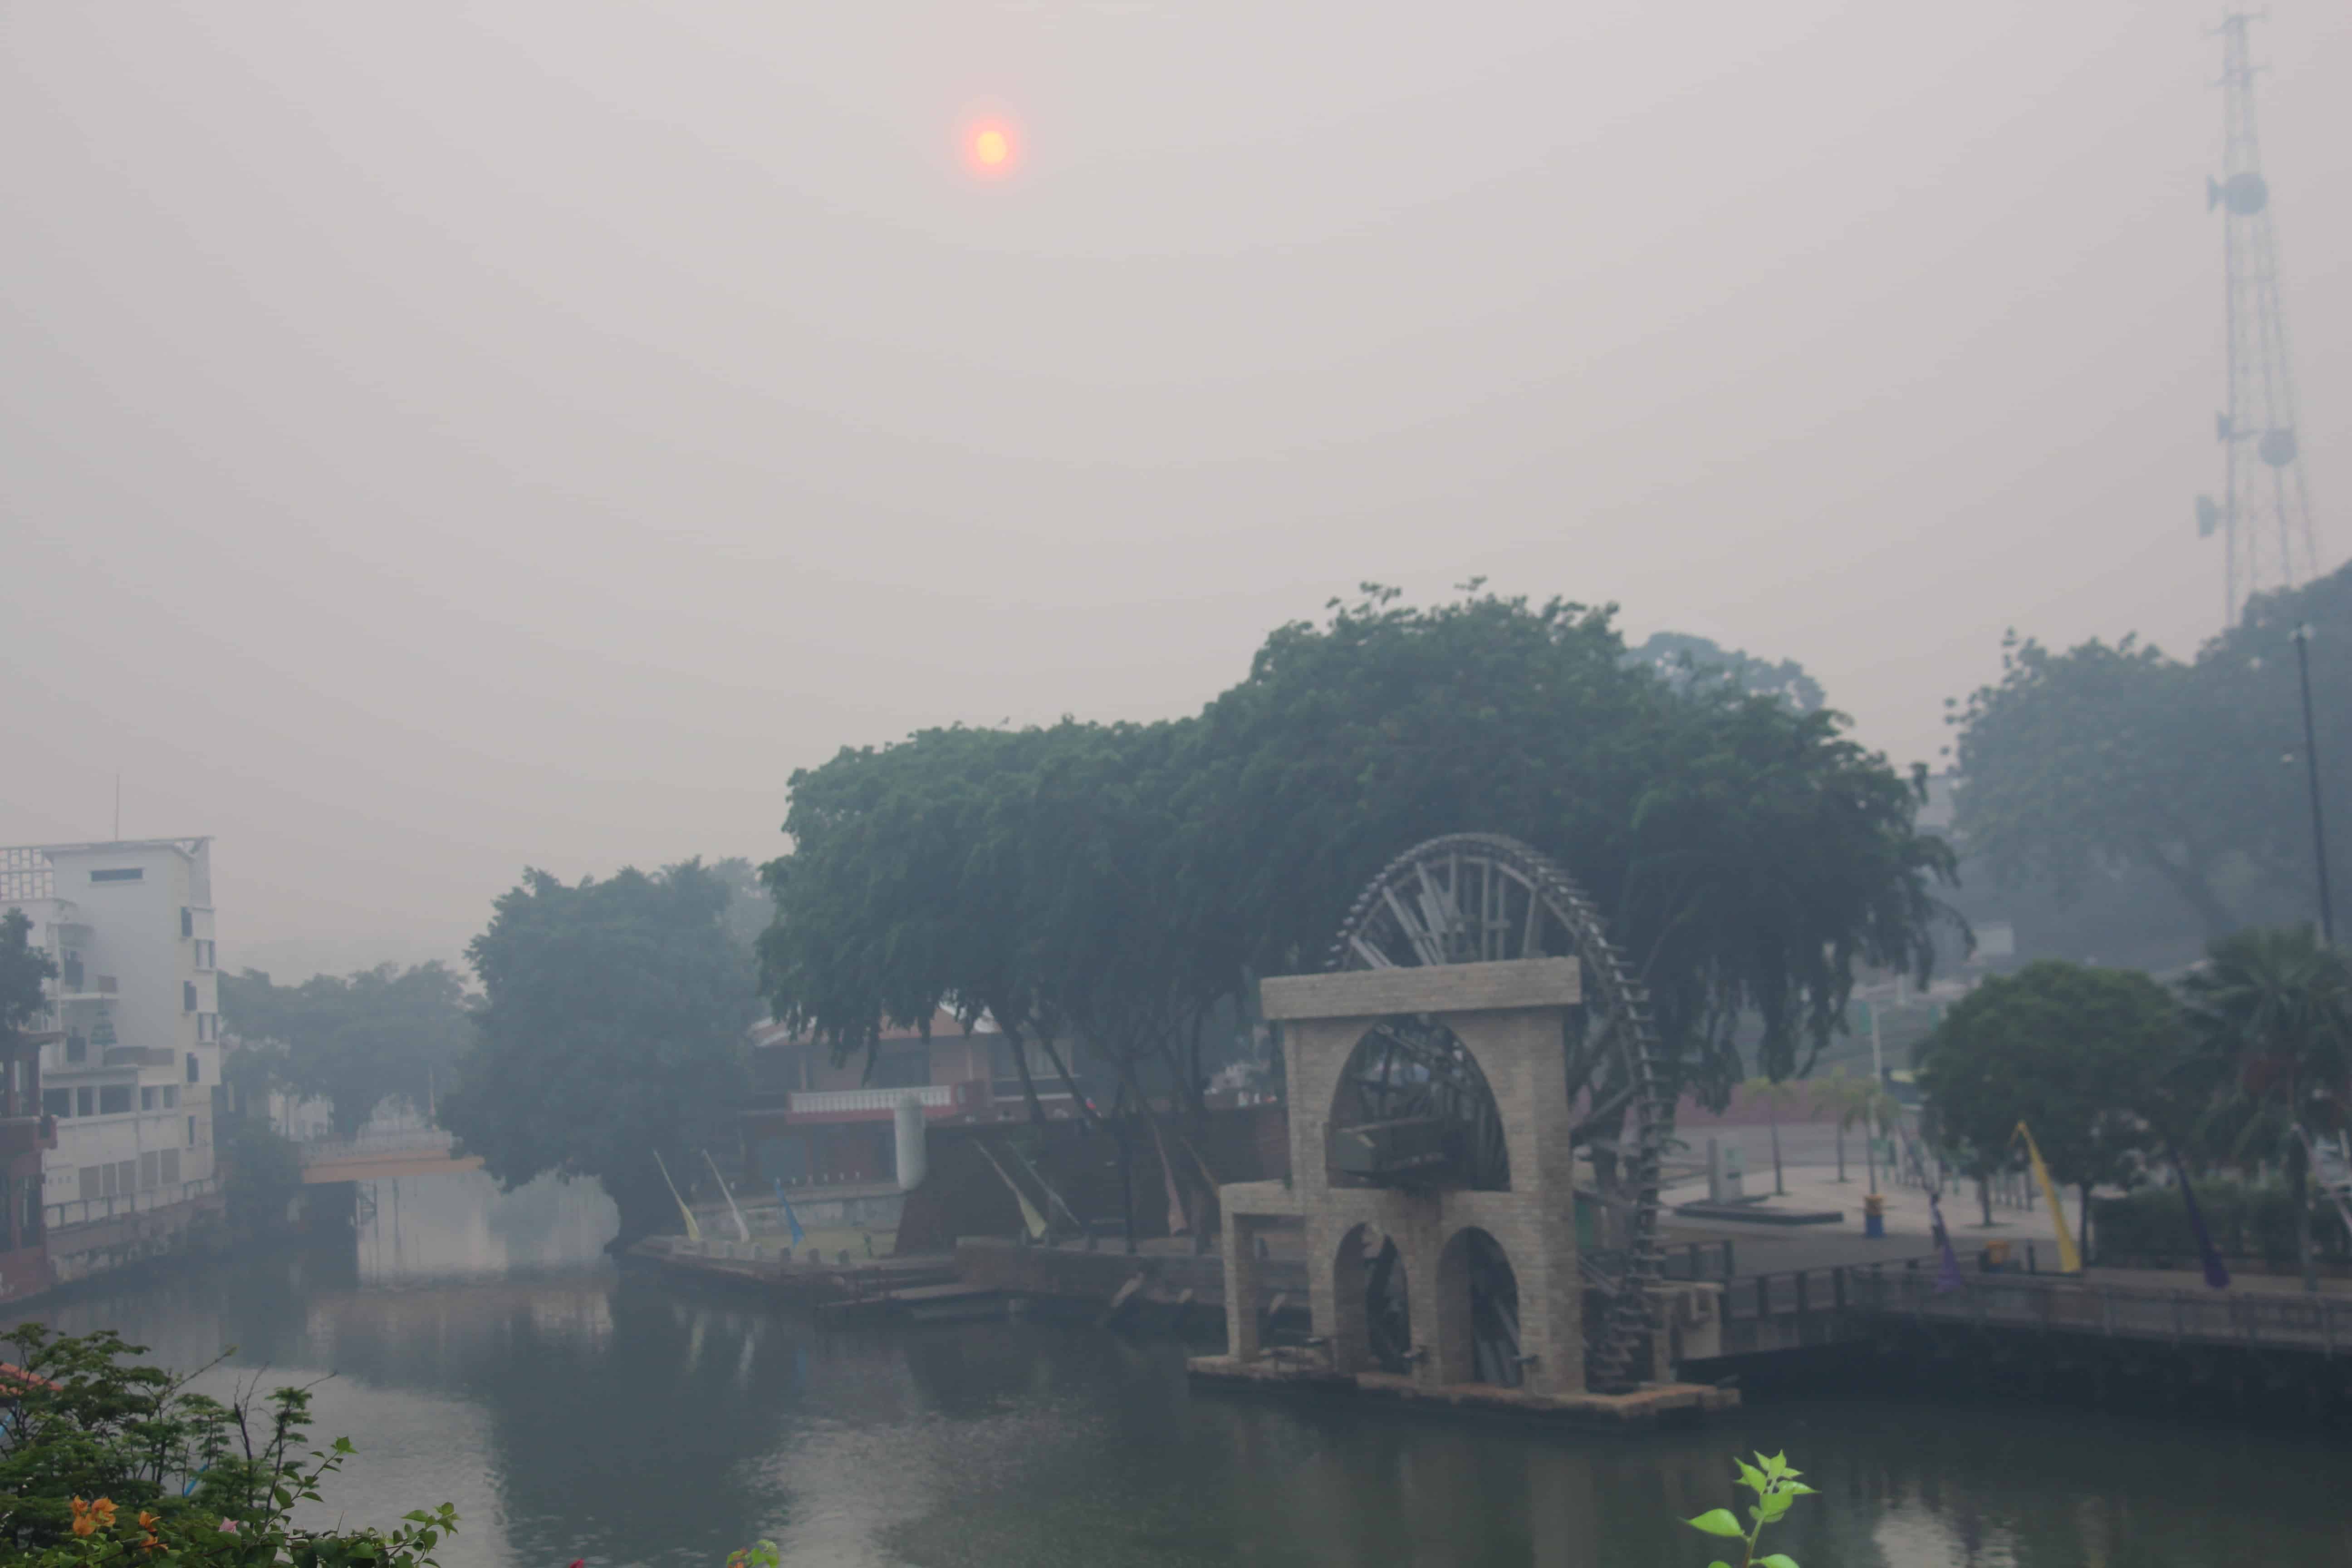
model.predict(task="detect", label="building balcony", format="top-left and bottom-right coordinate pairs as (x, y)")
top-left (758, 1080), bottom-right (989, 1125)
top-left (55, 975), bottom-right (119, 1001)
top-left (103, 1047), bottom-right (177, 1070)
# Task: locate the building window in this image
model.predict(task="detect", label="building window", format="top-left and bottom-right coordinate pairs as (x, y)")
top-left (183, 981), bottom-right (197, 1013)
top-left (872, 1050), bottom-right (931, 1090)
top-left (75, 1087), bottom-right (94, 1117)
top-left (186, 1052), bottom-right (200, 1084)
top-left (161, 1148), bottom-right (180, 1186)
top-left (140, 1086), bottom-right (157, 1112)
top-left (0, 1174), bottom-right (12, 1253)
top-left (181, 906), bottom-right (193, 937)
top-left (43, 1089), bottom-right (69, 1118)
top-left (187, 1115), bottom-right (197, 1147)
top-left (64, 1032), bottom-right (87, 1063)
top-left (78, 1167), bottom-right (99, 1202)
top-left (91, 868), bottom-right (143, 884)
top-left (139, 1151), bottom-right (159, 1189)
top-left (164, 1085), bottom-right (178, 1109)
top-left (98, 1085), bottom-right (132, 1115)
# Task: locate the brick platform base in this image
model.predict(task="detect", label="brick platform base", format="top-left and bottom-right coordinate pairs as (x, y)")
top-left (1186, 1353), bottom-right (1739, 1427)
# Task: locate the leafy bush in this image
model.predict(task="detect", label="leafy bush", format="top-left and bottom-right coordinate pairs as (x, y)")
top-left (2092, 1178), bottom-right (2347, 1264)
top-left (0, 1325), bottom-right (457, 1567)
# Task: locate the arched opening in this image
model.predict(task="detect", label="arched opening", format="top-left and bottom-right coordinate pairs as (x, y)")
top-left (1439, 1227), bottom-right (1523, 1387)
top-left (1333, 1222), bottom-right (1414, 1375)
top-left (1326, 1016), bottom-right (1508, 1191)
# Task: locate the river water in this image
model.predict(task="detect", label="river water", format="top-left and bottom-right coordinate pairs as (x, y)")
top-left (8, 1171), bottom-right (2348, 1568)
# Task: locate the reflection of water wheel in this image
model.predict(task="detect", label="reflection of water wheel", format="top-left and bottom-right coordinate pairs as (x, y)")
top-left (1364, 1233), bottom-right (1412, 1373)
top-left (1328, 833), bottom-right (1669, 1392)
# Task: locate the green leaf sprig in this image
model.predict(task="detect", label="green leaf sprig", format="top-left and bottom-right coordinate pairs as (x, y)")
top-left (1685, 1450), bottom-right (1815, 1568)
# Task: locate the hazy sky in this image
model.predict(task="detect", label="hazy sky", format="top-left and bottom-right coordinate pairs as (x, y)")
top-left (4, 2), bottom-right (2347, 981)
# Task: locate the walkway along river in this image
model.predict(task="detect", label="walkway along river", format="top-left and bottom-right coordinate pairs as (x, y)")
top-left (8, 1167), bottom-right (2352, 1568)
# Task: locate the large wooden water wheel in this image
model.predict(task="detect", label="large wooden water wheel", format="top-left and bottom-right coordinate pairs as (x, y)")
top-left (1326, 833), bottom-right (1671, 1392)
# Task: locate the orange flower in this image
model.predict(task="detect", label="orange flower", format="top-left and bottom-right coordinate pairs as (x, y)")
top-left (68, 1497), bottom-right (118, 1537)
top-left (138, 1510), bottom-right (164, 1552)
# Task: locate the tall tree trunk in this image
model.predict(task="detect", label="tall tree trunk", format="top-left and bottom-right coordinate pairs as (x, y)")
top-left (1834, 1122), bottom-right (1847, 1183)
top-left (1034, 1030), bottom-right (1100, 1128)
top-left (999, 1018), bottom-right (1049, 1125)
top-left (1114, 1092), bottom-right (1138, 1256)
top-left (1865, 1122), bottom-right (1878, 1193)
top-left (1978, 1176), bottom-right (1993, 1229)
top-left (2290, 1141), bottom-right (2318, 1293)
top-left (2078, 1181), bottom-right (2094, 1267)
top-left (2136, 838), bottom-right (2239, 941)
top-left (1769, 1098), bottom-right (1784, 1196)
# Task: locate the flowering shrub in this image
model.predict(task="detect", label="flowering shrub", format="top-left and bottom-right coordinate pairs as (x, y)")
top-left (0, 1326), bottom-right (458, 1568)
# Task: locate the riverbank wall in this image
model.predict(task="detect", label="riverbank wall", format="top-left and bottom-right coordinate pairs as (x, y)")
top-left (44, 1188), bottom-right (229, 1289)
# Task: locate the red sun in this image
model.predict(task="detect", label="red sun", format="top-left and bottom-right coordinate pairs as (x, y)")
top-left (963, 118), bottom-right (1018, 179)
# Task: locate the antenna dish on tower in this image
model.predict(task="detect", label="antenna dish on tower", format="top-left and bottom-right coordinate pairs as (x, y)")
top-left (2198, 12), bottom-right (2321, 626)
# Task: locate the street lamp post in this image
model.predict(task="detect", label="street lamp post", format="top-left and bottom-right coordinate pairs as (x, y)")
top-left (2291, 624), bottom-right (2335, 945)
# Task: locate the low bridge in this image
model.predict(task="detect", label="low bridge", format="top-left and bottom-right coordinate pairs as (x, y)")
top-left (298, 1132), bottom-right (482, 1184)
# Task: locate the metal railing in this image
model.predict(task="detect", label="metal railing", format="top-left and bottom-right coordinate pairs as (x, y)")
top-left (45, 1176), bottom-right (219, 1230)
top-left (787, 1083), bottom-right (976, 1116)
top-left (295, 1130), bottom-right (456, 1163)
top-left (1725, 1258), bottom-right (2352, 1355)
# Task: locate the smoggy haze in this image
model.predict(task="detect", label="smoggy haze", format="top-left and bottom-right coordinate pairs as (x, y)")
top-left (4, 2), bottom-right (2347, 980)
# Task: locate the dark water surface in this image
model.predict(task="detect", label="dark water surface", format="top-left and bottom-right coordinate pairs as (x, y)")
top-left (9, 1171), bottom-right (2349, 1568)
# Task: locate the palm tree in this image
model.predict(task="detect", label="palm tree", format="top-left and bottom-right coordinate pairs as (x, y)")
top-left (1813, 1068), bottom-right (1901, 1190)
top-left (2180, 925), bottom-right (2352, 1293)
top-left (1743, 1076), bottom-right (1807, 1197)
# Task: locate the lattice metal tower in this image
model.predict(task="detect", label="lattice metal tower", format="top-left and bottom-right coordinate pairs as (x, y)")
top-left (2198, 12), bottom-right (2320, 626)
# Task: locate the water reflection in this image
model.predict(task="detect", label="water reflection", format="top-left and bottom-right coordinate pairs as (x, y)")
top-left (6, 1171), bottom-right (2350, 1568)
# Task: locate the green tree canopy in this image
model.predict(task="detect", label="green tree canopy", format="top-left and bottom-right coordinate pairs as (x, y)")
top-left (1917, 960), bottom-right (2185, 1212)
top-left (0, 908), bottom-right (58, 1054)
top-left (2179, 924), bottom-right (2352, 1289)
top-left (219, 962), bottom-right (475, 1139)
top-left (1623, 629), bottom-right (1826, 712)
top-left (764, 587), bottom-right (1956, 1110)
top-left (1950, 559), bottom-right (2352, 949)
top-left (442, 860), bottom-right (756, 1245)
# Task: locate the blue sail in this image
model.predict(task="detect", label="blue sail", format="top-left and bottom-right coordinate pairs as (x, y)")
top-left (773, 1179), bottom-right (806, 1248)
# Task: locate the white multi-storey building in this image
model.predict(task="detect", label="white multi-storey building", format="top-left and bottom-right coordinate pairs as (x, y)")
top-left (0, 839), bottom-right (222, 1224)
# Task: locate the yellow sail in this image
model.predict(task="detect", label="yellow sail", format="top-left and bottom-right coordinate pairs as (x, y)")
top-left (2011, 1122), bottom-right (2081, 1274)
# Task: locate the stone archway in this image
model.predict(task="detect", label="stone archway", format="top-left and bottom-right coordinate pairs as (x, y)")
top-left (1326, 1017), bottom-right (1511, 1192)
top-left (1329, 1222), bottom-right (1414, 1375)
top-left (1437, 1227), bottom-right (1524, 1387)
